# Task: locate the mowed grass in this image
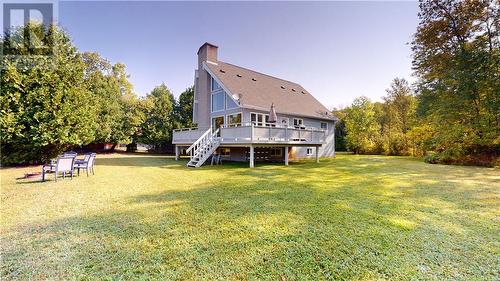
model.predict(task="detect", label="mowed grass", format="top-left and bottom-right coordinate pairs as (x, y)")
top-left (1, 153), bottom-right (499, 280)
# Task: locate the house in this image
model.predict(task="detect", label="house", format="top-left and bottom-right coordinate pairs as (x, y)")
top-left (173, 43), bottom-right (337, 167)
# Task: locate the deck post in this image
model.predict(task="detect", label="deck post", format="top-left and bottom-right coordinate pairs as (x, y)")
top-left (315, 146), bottom-right (320, 163)
top-left (249, 145), bottom-right (255, 168)
top-left (284, 146), bottom-right (289, 166)
top-left (175, 145), bottom-right (180, 161)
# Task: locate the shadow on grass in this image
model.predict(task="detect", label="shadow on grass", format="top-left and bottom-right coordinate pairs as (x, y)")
top-left (3, 155), bottom-right (498, 279)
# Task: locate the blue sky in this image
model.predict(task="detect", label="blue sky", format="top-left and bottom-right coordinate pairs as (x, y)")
top-left (59, 1), bottom-right (419, 108)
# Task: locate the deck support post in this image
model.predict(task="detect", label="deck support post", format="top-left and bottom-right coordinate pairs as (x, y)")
top-left (175, 145), bottom-right (180, 161)
top-left (249, 145), bottom-right (255, 168)
top-left (284, 146), bottom-right (289, 166)
top-left (316, 146), bottom-right (320, 163)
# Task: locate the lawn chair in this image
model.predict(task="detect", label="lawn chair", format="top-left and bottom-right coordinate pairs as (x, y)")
top-left (63, 151), bottom-right (78, 157)
top-left (74, 153), bottom-right (96, 176)
top-left (42, 156), bottom-right (76, 182)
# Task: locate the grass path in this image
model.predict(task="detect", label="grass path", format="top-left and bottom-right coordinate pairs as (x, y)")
top-left (1, 153), bottom-right (499, 280)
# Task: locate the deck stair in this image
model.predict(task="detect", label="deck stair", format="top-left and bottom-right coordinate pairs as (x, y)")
top-left (186, 128), bottom-right (220, 168)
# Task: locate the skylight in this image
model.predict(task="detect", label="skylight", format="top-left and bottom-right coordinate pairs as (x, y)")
top-left (236, 74), bottom-right (242, 77)
top-left (281, 86), bottom-right (285, 89)
top-left (252, 78), bottom-right (257, 81)
top-left (219, 69), bottom-right (226, 73)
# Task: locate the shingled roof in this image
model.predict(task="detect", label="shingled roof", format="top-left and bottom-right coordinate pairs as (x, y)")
top-left (204, 61), bottom-right (335, 121)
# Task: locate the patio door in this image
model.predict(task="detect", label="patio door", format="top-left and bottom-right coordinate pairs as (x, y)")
top-left (212, 116), bottom-right (224, 136)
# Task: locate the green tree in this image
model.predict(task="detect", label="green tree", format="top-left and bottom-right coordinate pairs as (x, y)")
top-left (138, 84), bottom-right (176, 152)
top-left (344, 97), bottom-right (380, 154)
top-left (381, 78), bottom-right (417, 155)
top-left (412, 0), bottom-right (499, 162)
top-left (82, 53), bottom-right (140, 149)
top-left (1, 23), bottom-right (97, 165)
top-left (175, 86), bottom-right (194, 128)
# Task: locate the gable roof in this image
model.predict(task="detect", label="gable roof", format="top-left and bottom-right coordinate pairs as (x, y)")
top-left (204, 61), bottom-right (335, 121)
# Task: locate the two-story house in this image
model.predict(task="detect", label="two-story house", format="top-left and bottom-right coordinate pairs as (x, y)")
top-left (173, 43), bottom-right (337, 167)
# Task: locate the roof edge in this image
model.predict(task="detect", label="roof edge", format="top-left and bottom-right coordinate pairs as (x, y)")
top-left (197, 42), bottom-right (218, 55)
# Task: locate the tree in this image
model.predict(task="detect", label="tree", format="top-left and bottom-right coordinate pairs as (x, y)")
top-left (137, 84), bottom-right (176, 152)
top-left (175, 86), bottom-right (194, 128)
top-left (412, 0), bottom-right (499, 161)
top-left (1, 23), bottom-right (97, 165)
top-left (344, 97), bottom-right (380, 154)
top-left (82, 53), bottom-right (140, 149)
top-left (381, 78), bottom-right (417, 155)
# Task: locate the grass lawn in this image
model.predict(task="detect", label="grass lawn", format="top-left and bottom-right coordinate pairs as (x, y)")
top-left (1, 153), bottom-right (499, 280)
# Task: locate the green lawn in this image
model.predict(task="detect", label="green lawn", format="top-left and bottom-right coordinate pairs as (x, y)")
top-left (1, 153), bottom-right (499, 280)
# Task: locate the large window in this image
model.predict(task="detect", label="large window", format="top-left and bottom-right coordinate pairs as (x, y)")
top-left (211, 77), bottom-right (221, 91)
top-left (212, 92), bottom-right (224, 112)
top-left (226, 113), bottom-right (242, 127)
top-left (293, 118), bottom-right (304, 128)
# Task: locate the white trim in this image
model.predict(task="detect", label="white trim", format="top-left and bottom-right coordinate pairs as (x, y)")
top-left (211, 90), bottom-right (225, 113)
top-left (241, 104), bottom-right (335, 121)
top-left (320, 121), bottom-right (328, 130)
top-left (293, 118), bottom-right (304, 128)
top-left (203, 62), bottom-right (241, 108)
top-left (226, 112), bottom-right (243, 126)
top-left (211, 114), bottom-right (225, 130)
top-left (306, 148), bottom-right (313, 156)
top-left (250, 112), bottom-right (270, 127)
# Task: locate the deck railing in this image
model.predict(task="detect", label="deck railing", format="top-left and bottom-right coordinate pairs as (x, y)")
top-left (173, 123), bottom-right (326, 145)
top-left (220, 123), bottom-right (326, 144)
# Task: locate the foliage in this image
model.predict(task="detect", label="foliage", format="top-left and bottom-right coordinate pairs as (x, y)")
top-left (136, 84), bottom-right (176, 152)
top-left (174, 86), bottom-right (195, 128)
top-left (2, 154), bottom-right (499, 279)
top-left (332, 107), bottom-right (347, 151)
top-left (412, 0), bottom-right (500, 162)
top-left (344, 97), bottom-right (380, 154)
top-left (1, 23), bottom-right (97, 165)
top-left (82, 53), bottom-right (141, 146)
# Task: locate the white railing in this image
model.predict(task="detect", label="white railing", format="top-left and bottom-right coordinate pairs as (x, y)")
top-left (220, 122), bottom-right (326, 144)
top-left (186, 128), bottom-right (212, 157)
top-left (173, 123), bottom-right (326, 146)
top-left (187, 128), bottom-right (221, 167)
top-left (172, 127), bottom-right (207, 144)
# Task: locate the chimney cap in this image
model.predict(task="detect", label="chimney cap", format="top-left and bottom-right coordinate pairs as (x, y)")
top-left (197, 42), bottom-right (218, 55)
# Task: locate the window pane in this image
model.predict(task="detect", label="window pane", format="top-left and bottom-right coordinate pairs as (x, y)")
top-left (212, 92), bottom-right (224, 112)
top-left (227, 113), bottom-right (242, 126)
top-left (251, 113), bottom-right (256, 123)
top-left (211, 77), bottom-right (221, 91)
top-left (226, 94), bottom-right (238, 109)
top-left (321, 122), bottom-right (327, 129)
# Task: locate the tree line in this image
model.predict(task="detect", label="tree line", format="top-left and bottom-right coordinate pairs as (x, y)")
top-left (1, 23), bottom-right (194, 165)
top-left (335, 0), bottom-right (499, 166)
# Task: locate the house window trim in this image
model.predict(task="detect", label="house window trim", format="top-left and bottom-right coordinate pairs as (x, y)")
top-left (211, 114), bottom-right (225, 130)
top-left (293, 118), bottom-right (304, 128)
top-left (250, 112), bottom-right (270, 127)
top-left (306, 148), bottom-right (313, 156)
top-left (226, 112), bottom-right (243, 127)
top-left (211, 76), bottom-right (222, 92)
top-left (211, 90), bottom-right (225, 113)
top-left (320, 122), bottom-right (328, 130)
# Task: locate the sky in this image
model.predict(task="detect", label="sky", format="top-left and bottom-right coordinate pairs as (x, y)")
top-left (59, 1), bottom-right (420, 108)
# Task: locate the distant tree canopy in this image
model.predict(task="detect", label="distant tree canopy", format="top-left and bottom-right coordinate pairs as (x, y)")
top-left (335, 0), bottom-right (499, 166)
top-left (1, 23), bottom-right (194, 165)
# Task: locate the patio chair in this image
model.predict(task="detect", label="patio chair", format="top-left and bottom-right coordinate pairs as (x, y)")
top-left (42, 156), bottom-right (76, 182)
top-left (74, 153), bottom-right (96, 176)
top-left (63, 151), bottom-right (78, 157)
